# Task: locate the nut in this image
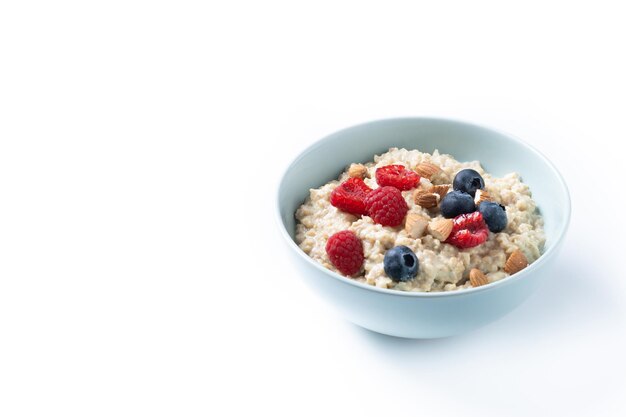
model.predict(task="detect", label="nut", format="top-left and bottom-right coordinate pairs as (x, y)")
top-left (405, 213), bottom-right (429, 238)
top-left (429, 184), bottom-right (450, 199)
top-left (505, 249), bottom-right (528, 275)
top-left (413, 190), bottom-right (439, 208)
top-left (428, 218), bottom-right (453, 241)
top-left (469, 268), bottom-right (489, 287)
top-left (474, 189), bottom-right (492, 206)
top-left (414, 162), bottom-right (441, 179)
top-left (348, 163), bottom-right (368, 179)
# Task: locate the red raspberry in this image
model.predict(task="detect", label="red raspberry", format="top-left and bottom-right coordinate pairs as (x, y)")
top-left (364, 186), bottom-right (408, 227)
top-left (330, 178), bottom-right (372, 216)
top-left (375, 165), bottom-right (421, 191)
top-left (445, 211), bottom-right (489, 249)
top-left (325, 230), bottom-right (364, 276)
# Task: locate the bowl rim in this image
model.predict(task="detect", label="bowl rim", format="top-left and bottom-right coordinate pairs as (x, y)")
top-left (275, 117), bottom-right (571, 298)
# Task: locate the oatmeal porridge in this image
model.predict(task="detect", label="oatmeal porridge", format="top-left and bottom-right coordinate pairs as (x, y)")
top-left (295, 148), bottom-right (545, 292)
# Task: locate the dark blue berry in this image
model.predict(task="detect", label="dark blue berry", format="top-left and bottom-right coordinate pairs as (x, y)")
top-left (453, 169), bottom-right (485, 197)
top-left (440, 190), bottom-right (476, 218)
top-left (478, 201), bottom-right (507, 233)
top-left (384, 246), bottom-right (419, 282)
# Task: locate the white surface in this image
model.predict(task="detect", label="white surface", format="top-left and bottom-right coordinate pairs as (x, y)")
top-left (0, 1), bottom-right (624, 416)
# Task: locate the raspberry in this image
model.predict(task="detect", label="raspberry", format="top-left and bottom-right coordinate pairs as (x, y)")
top-left (375, 165), bottom-right (421, 191)
top-left (364, 186), bottom-right (409, 227)
top-left (330, 178), bottom-right (372, 216)
top-left (445, 211), bottom-right (489, 249)
top-left (325, 230), bottom-right (364, 276)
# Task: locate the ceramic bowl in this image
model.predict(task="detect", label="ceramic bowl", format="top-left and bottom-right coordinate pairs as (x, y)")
top-left (276, 118), bottom-right (570, 338)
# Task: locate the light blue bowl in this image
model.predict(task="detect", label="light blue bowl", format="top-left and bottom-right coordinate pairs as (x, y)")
top-left (276, 118), bottom-right (570, 338)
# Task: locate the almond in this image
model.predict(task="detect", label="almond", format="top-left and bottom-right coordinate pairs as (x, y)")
top-left (348, 163), bottom-right (368, 179)
top-left (429, 184), bottom-right (450, 199)
top-left (405, 213), bottom-right (429, 238)
top-left (474, 189), bottom-right (492, 206)
top-left (469, 268), bottom-right (489, 287)
top-left (413, 190), bottom-right (439, 208)
top-left (428, 218), bottom-right (453, 241)
top-left (414, 162), bottom-right (441, 180)
top-left (505, 249), bottom-right (528, 275)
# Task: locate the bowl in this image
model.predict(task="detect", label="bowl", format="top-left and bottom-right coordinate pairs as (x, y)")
top-left (276, 118), bottom-right (570, 338)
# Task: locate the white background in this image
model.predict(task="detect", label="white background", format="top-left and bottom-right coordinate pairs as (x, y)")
top-left (1, 1), bottom-right (625, 416)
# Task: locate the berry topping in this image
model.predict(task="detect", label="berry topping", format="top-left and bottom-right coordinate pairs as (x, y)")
top-left (478, 201), bottom-right (508, 232)
top-left (440, 190), bottom-right (476, 218)
top-left (453, 169), bottom-right (485, 197)
top-left (375, 165), bottom-right (421, 191)
top-left (325, 230), bottom-right (364, 276)
top-left (445, 211), bottom-right (489, 249)
top-left (384, 246), bottom-right (419, 282)
top-left (330, 177), bottom-right (372, 216)
top-left (364, 186), bottom-right (409, 227)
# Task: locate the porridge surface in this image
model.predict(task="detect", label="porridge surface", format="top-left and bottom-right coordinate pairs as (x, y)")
top-left (295, 148), bottom-right (545, 292)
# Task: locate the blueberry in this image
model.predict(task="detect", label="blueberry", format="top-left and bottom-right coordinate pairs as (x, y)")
top-left (440, 190), bottom-right (476, 218)
top-left (384, 246), bottom-right (419, 282)
top-left (453, 169), bottom-right (485, 197)
top-left (479, 201), bottom-right (507, 232)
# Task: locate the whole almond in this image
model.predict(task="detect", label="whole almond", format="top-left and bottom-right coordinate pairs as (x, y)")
top-left (429, 184), bottom-right (450, 199)
top-left (428, 218), bottom-right (453, 241)
top-left (348, 163), bottom-right (368, 179)
top-left (405, 213), bottom-right (429, 238)
top-left (505, 249), bottom-right (528, 275)
top-left (414, 162), bottom-right (441, 180)
top-left (474, 189), bottom-right (492, 206)
top-left (413, 190), bottom-right (439, 208)
top-left (469, 268), bottom-right (489, 287)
